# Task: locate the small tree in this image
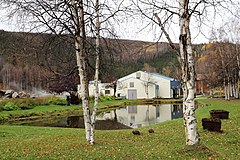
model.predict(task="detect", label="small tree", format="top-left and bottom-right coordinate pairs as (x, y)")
top-left (143, 72), bottom-right (156, 99)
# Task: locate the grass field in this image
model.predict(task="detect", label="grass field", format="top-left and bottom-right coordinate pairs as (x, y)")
top-left (0, 99), bottom-right (239, 159)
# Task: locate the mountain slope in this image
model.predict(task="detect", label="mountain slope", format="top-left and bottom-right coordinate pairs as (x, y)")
top-left (0, 30), bottom-right (180, 92)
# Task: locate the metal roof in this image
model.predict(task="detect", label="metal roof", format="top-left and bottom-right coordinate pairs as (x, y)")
top-left (118, 70), bottom-right (179, 82)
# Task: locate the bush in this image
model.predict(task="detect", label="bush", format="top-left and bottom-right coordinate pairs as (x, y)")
top-left (3, 102), bottom-right (21, 111)
top-left (0, 96), bottom-right (68, 111)
top-left (0, 106), bottom-right (3, 112)
top-left (18, 99), bottom-right (38, 110)
top-left (46, 96), bottom-right (67, 105)
top-left (99, 96), bottom-right (114, 102)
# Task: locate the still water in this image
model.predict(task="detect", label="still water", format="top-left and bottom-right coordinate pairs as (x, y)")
top-left (12, 104), bottom-right (183, 130)
top-left (99, 104), bottom-right (183, 128)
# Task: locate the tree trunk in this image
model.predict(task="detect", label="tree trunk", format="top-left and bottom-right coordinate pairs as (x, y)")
top-left (90, 0), bottom-right (100, 145)
top-left (219, 46), bottom-right (231, 100)
top-left (71, 0), bottom-right (91, 142)
top-left (237, 48), bottom-right (240, 98)
top-left (154, 0), bottom-right (200, 145)
top-left (223, 78), bottom-right (228, 100)
top-left (179, 0), bottom-right (200, 145)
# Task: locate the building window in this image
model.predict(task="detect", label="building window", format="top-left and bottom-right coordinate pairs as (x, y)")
top-left (105, 90), bottom-right (110, 95)
top-left (130, 82), bottom-right (134, 88)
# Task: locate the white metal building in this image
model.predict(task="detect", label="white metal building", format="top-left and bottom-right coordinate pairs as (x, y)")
top-left (116, 71), bottom-right (181, 99)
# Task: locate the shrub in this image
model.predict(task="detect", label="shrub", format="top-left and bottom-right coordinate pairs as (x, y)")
top-left (46, 96), bottom-right (67, 105)
top-left (0, 96), bottom-right (68, 111)
top-left (55, 98), bottom-right (67, 105)
top-left (18, 99), bottom-right (38, 110)
top-left (99, 96), bottom-right (114, 102)
top-left (3, 102), bottom-right (21, 111)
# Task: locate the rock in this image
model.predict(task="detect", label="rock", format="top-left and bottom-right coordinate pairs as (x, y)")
top-left (18, 91), bottom-right (30, 98)
top-left (3, 90), bottom-right (14, 98)
top-left (148, 128), bottom-right (154, 133)
top-left (12, 92), bottom-right (19, 98)
top-left (1, 90), bottom-right (31, 99)
top-left (5, 90), bottom-right (14, 95)
top-left (0, 90), bottom-right (6, 98)
top-left (132, 130), bottom-right (141, 135)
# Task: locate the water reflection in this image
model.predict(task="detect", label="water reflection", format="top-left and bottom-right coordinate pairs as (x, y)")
top-left (97, 104), bottom-right (183, 128)
top-left (9, 104), bottom-right (183, 129)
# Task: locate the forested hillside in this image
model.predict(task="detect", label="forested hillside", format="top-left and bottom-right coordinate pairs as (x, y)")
top-left (0, 30), bottom-right (185, 93)
top-left (195, 42), bottom-right (240, 98)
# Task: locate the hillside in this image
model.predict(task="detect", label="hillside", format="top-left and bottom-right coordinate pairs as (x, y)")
top-left (0, 30), bottom-right (180, 92)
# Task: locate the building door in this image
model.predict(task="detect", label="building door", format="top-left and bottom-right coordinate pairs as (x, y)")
top-left (128, 89), bottom-right (137, 99)
top-left (172, 89), bottom-right (178, 99)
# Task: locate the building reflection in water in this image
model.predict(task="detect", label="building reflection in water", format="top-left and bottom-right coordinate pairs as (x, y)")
top-left (96, 104), bottom-right (183, 128)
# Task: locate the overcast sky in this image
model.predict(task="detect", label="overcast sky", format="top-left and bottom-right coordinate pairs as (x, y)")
top-left (0, 1), bottom-right (238, 44)
top-left (0, 10), bottom-right (211, 44)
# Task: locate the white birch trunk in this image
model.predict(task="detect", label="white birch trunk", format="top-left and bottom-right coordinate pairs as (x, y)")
top-left (71, 0), bottom-right (91, 142)
top-left (233, 82), bottom-right (238, 99)
top-left (235, 83), bottom-right (239, 99)
top-left (154, 0), bottom-right (200, 145)
top-left (230, 82), bottom-right (233, 97)
top-left (223, 78), bottom-right (228, 100)
top-left (227, 77), bottom-right (231, 100)
top-left (234, 69), bottom-right (239, 99)
top-left (219, 46), bottom-right (231, 100)
top-left (90, 0), bottom-right (100, 145)
top-left (236, 45), bottom-right (240, 98)
top-left (179, 0), bottom-right (200, 145)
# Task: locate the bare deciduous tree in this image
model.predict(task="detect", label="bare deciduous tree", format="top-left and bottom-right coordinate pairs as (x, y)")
top-left (1, 0), bottom-right (122, 145)
top-left (130, 0), bottom-right (238, 145)
top-left (211, 18), bottom-right (240, 99)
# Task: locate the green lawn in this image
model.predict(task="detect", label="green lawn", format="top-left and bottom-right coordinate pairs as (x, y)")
top-left (0, 99), bottom-right (239, 159)
top-left (0, 105), bottom-right (79, 121)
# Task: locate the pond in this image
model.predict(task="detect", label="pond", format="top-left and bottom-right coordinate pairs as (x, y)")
top-left (9, 104), bottom-right (183, 130)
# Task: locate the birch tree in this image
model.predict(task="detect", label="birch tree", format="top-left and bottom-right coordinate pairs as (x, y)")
top-left (1, 0), bottom-right (123, 144)
top-left (130, 0), bottom-right (238, 145)
top-left (213, 19), bottom-right (240, 99)
top-left (130, 0), bottom-right (200, 145)
top-left (90, 0), bottom-right (100, 144)
top-left (143, 72), bottom-right (156, 99)
top-left (178, 0), bottom-right (200, 145)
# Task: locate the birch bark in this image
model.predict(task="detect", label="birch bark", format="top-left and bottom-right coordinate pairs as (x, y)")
top-left (236, 45), bottom-right (240, 98)
top-left (154, 0), bottom-right (200, 145)
top-left (71, 0), bottom-right (91, 142)
top-left (179, 0), bottom-right (200, 145)
top-left (219, 47), bottom-right (230, 100)
top-left (90, 0), bottom-right (100, 145)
